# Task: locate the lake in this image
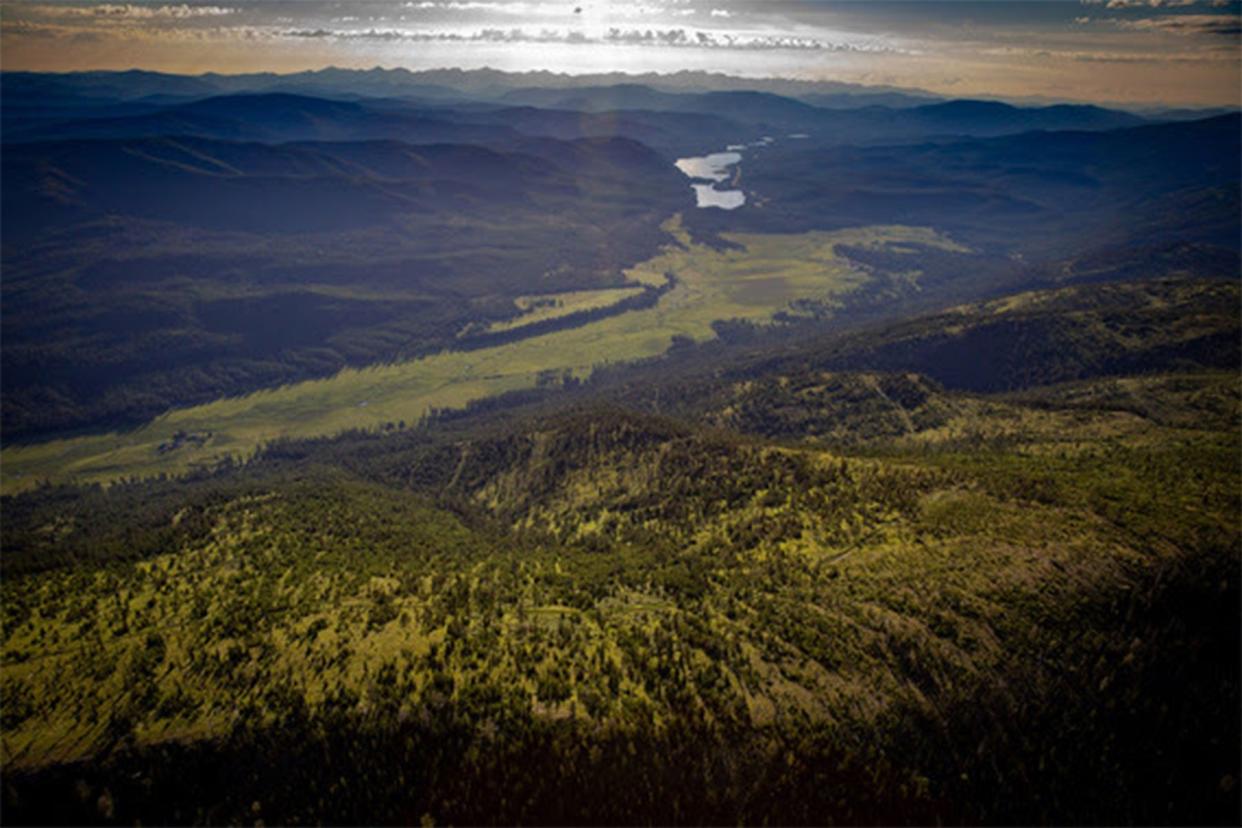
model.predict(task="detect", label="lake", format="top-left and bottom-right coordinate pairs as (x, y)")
top-left (690, 184), bottom-right (745, 209)
top-left (675, 149), bottom-right (745, 210)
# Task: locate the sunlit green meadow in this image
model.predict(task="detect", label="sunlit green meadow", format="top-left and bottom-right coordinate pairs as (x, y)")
top-left (1, 218), bottom-right (965, 490)
top-left (483, 286), bottom-right (648, 333)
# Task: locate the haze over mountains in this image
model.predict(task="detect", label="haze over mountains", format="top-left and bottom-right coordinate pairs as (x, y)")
top-left (0, 67), bottom-right (1175, 149)
top-left (2, 66), bottom-right (1236, 444)
top-left (0, 67), bottom-right (952, 110)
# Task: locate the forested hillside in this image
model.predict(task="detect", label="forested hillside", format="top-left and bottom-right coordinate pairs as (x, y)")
top-left (0, 132), bottom-right (688, 440)
top-left (3, 277), bottom-right (1238, 825)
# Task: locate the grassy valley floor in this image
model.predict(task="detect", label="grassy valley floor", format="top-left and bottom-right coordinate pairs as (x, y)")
top-left (1, 219), bottom-right (963, 491)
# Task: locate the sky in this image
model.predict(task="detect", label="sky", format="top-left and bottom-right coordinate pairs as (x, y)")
top-left (1, 0), bottom-right (1239, 106)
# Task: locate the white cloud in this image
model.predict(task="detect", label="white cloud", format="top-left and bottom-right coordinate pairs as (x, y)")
top-left (1116, 13), bottom-right (1242, 33)
top-left (30, 3), bottom-right (238, 18)
top-left (403, 1), bottom-right (563, 10)
top-left (980, 43), bottom-right (1237, 62)
top-left (398, 1), bottom-right (693, 16)
top-left (1083, 0), bottom-right (1204, 7)
top-left (281, 24), bottom-right (900, 52)
top-left (1110, 0), bottom-right (1197, 7)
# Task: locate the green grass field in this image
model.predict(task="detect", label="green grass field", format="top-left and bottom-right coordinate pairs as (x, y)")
top-left (482, 286), bottom-right (648, 334)
top-left (0, 218), bottom-right (965, 491)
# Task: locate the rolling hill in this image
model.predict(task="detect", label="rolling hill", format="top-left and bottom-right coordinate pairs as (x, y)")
top-left (694, 113), bottom-right (1241, 254)
top-left (501, 84), bottom-right (1146, 138)
top-left (2, 274), bottom-right (1237, 825)
top-left (0, 130), bottom-right (690, 440)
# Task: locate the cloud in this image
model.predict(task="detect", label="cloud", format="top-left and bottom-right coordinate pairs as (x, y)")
top-left (399, 1), bottom-right (694, 17)
top-left (27, 3), bottom-right (237, 18)
top-left (402, 1), bottom-right (563, 11)
top-left (1113, 0), bottom-right (1195, 7)
top-left (280, 24), bottom-right (899, 52)
top-left (1116, 13), bottom-right (1242, 34)
top-left (980, 44), bottom-right (1238, 63)
top-left (602, 27), bottom-right (836, 49)
top-left (1, 17), bottom-right (277, 43)
top-left (710, 8), bottom-right (732, 18)
top-left (1083, 0), bottom-right (1205, 7)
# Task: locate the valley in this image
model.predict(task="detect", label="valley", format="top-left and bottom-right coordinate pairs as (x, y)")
top-left (1, 59), bottom-right (1238, 827)
top-left (1, 218), bottom-right (966, 491)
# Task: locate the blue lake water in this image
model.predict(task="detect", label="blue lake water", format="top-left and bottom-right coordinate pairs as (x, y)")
top-left (674, 152), bottom-right (741, 182)
top-left (675, 150), bottom-right (745, 210)
top-left (690, 184), bottom-right (745, 209)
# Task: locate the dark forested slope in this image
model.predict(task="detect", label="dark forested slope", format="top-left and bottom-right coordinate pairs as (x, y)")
top-left (694, 114), bottom-right (1241, 255)
top-left (0, 131), bottom-right (689, 440)
top-left (3, 320), bottom-right (1237, 825)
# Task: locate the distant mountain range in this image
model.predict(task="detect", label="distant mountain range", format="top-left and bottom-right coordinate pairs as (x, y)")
top-left (690, 112), bottom-right (1241, 256)
top-left (3, 91), bottom-right (752, 159)
top-left (6, 66), bottom-right (1234, 111)
top-left (1, 69), bottom-right (1237, 442)
top-left (3, 78), bottom-right (1181, 162)
top-left (3, 132), bottom-right (676, 237)
top-left (6, 83), bottom-right (1233, 251)
top-left (498, 84), bottom-right (1146, 135)
top-left (0, 67), bottom-right (946, 107)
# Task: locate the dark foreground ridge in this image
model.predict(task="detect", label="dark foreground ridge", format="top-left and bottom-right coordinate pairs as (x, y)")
top-left (3, 276), bottom-right (1239, 825)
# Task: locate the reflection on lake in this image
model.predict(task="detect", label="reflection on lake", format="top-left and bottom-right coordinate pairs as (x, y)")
top-left (675, 149), bottom-right (745, 210)
top-left (691, 184), bottom-right (745, 209)
top-left (674, 152), bottom-right (742, 182)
